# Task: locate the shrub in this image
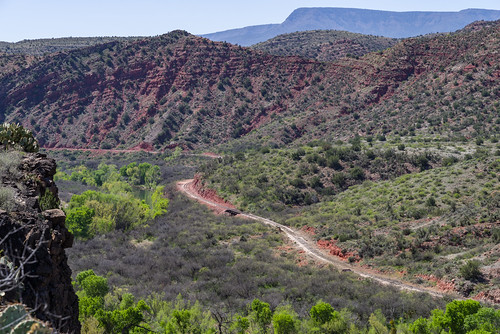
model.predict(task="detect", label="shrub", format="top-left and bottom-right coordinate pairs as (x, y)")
top-left (426, 196), bottom-right (436, 207)
top-left (290, 178), bottom-right (306, 189)
top-left (39, 190), bottom-right (60, 211)
top-left (460, 260), bottom-right (482, 281)
top-left (492, 228), bottom-right (500, 243)
top-left (310, 176), bottom-right (323, 189)
top-left (291, 148), bottom-right (306, 160)
top-left (327, 156), bottom-right (342, 170)
top-left (331, 173), bottom-right (346, 187)
top-left (415, 154), bottom-right (430, 171)
top-left (349, 166), bottom-right (365, 180)
top-left (0, 187), bottom-right (15, 211)
top-left (442, 156), bottom-right (458, 166)
top-left (0, 151), bottom-right (21, 178)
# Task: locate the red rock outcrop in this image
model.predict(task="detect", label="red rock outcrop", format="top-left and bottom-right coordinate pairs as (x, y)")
top-left (190, 174), bottom-right (236, 211)
top-left (475, 289), bottom-right (500, 304)
top-left (317, 239), bottom-right (360, 262)
top-left (415, 274), bottom-right (456, 293)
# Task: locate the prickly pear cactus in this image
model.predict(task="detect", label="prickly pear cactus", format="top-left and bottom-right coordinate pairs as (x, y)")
top-left (0, 304), bottom-right (51, 333)
top-left (0, 123), bottom-right (39, 153)
top-left (12, 319), bottom-right (51, 333)
top-left (0, 304), bottom-right (27, 329)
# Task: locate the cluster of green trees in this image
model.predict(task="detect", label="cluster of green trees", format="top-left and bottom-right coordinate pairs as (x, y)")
top-left (76, 270), bottom-right (151, 333)
top-left (58, 162), bottom-right (160, 189)
top-left (119, 162), bottom-right (161, 189)
top-left (65, 190), bottom-right (152, 238)
top-left (57, 162), bottom-right (168, 239)
top-left (75, 270), bottom-right (500, 333)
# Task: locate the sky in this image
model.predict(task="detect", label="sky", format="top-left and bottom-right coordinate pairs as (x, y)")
top-left (1, 0), bottom-right (500, 42)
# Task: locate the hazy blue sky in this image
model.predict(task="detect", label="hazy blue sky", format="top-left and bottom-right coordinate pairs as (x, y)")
top-left (1, 0), bottom-right (500, 42)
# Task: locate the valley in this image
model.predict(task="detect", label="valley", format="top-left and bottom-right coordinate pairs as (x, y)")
top-left (0, 7), bottom-right (499, 333)
top-left (178, 178), bottom-right (450, 299)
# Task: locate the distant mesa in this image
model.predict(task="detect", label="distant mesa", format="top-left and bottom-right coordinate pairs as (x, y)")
top-left (202, 7), bottom-right (500, 46)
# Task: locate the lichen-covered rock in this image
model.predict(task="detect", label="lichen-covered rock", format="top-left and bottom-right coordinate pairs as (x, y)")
top-left (0, 152), bottom-right (80, 333)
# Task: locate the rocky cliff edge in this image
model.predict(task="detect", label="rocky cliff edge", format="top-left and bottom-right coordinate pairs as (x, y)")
top-left (0, 152), bottom-right (80, 333)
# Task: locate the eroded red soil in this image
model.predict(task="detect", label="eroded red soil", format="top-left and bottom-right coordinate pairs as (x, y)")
top-left (317, 239), bottom-right (360, 262)
top-left (415, 274), bottom-right (456, 293)
top-left (177, 175), bottom-right (236, 215)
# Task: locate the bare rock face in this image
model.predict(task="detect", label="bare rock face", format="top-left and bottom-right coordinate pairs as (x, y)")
top-left (0, 152), bottom-right (80, 333)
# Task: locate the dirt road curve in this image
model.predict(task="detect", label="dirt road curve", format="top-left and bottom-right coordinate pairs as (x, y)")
top-left (178, 179), bottom-right (453, 299)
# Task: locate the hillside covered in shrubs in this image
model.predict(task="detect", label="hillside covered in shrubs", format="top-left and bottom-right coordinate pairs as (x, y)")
top-left (0, 21), bottom-right (498, 151)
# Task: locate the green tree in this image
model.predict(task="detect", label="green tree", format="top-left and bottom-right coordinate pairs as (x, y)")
top-left (79, 296), bottom-right (105, 320)
top-left (323, 315), bottom-right (348, 334)
top-left (443, 300), bottom-right (481, 334)
top-left (120, 162), bottom-right (140, 184)
top-left (68, 190), bottom-right (149, 232)
top-left (368, 310), bottom-right (388, 334)
top-left (150, 186), bottom-right (169, 218)
top-left (80, 274), bottom-right (109, 298)
top-left (145, 165), bottom-right (160, 188)
top-left (166, 309), bottom-right (192, 334)
top-left (273, 310), bottom-right (296, 334)
top-left (118, 293), bottom-right (135, 310)
top-left (66, 206), bottom-right (95, 239)
top-left (251, 299), bottom-right (272, 334)
top-left (75, 270), bottom-right (109, 321)
top-left (138, 163), bottom-right (152, 185)
top-left (231, 316), bottom-right (250, 334)
top-left (310, 301), bottom-right (335, 325)
top-left (93, 163), bottom-right (120, 186)
top-left (409, 318), bottom-right (431, 334)
top-left (464, 307), bottom-right (500, 333)
top-left (76, 269), bottom-right (97, 285)
top-left (95, 300), bottom-right (150, 334)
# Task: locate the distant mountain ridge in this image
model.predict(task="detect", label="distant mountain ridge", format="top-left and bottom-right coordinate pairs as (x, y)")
top-left (0, 20), bottom-right (499, 151)
top-left (0, 36), bottom-right (142, 55)
top-left (202, 7), bottom-right (500, 46)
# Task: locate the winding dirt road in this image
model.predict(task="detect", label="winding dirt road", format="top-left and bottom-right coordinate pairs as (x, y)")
top-left (178, 179), bottom-right (455, 299)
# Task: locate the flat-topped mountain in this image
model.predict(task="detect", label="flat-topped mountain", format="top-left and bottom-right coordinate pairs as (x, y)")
top-left (202, 8), bottom-right (500, 46)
